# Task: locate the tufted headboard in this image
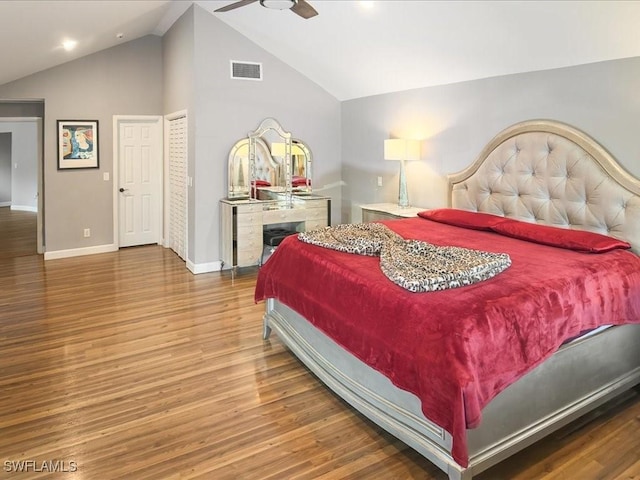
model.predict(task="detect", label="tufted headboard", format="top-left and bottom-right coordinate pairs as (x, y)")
top-left (252, 137), bottom-right (279, 185)
top-left (448, 120), bottom-right (640, 254)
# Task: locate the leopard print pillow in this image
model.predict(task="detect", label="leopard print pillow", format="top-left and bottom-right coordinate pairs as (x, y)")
top-left (299, 223), bottom-right (511, 292)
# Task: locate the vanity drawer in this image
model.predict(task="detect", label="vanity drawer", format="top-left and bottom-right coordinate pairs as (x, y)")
top-left (237, 212), bottom-right (263, 228)
top-left (237, 224), bottom-right (262, 240)
top-left (305, 207), bottom-right (327, 221)
top-left (262, 208), bottom-right (307, 225)
top-left (237, 247), bottom-right (261, 267)
top-left (304, 199), bottom-right (328, 210)
top-left (235, 203), bottom-right (264, 214)
top-left (236, 229), bottom-right (262, 266)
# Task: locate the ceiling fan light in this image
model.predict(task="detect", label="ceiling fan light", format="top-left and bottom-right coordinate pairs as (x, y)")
top-left (260, 0), bottom-right (296, 10)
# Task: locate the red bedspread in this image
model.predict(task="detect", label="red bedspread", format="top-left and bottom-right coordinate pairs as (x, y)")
top-left (254, 217), bottom-right (640, 467)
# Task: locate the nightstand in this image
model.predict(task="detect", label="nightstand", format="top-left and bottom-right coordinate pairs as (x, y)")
top-left (361, 203), bottom-right (426, 222)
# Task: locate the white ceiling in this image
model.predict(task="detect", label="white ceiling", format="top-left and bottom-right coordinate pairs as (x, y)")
top-left (1, 1), bottom-right (639, 101)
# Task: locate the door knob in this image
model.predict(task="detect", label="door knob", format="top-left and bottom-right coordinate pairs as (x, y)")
top-left (119, 188), bottom-right (126, 193)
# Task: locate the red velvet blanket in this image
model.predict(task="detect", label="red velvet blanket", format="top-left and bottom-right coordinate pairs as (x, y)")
top-left (254, 217), bottom-right (640, 467)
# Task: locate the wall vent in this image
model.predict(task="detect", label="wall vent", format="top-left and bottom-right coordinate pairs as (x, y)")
top-left (230, 61), bottom-right (262, 81)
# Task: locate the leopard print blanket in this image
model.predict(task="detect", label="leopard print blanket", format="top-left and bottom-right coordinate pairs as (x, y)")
top-left (298, 223), bottom-right (511, 293)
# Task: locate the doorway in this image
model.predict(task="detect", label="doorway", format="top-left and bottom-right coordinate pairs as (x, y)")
top-left (113, 116), bottom-right (163, 248)
top-left (0, 117), bottom-right (43, 258)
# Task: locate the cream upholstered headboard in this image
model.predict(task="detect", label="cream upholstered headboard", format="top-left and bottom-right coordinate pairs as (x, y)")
top-left (253, 137), bottom-right (279, 185)
top-left (448, 120), bottom-right (640, 254)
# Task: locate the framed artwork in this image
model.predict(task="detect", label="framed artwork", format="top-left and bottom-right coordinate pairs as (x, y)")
top-left (57, 120), bottom-right (99, 169)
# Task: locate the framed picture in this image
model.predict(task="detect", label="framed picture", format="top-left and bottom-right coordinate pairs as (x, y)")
top-left (57, 120), bottom-right (99, 169)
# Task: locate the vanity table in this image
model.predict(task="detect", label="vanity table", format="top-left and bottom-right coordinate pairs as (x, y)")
top-left (220, 194), bottom-right (330, 269)
top-left (221, 117), bottom-right (329, 270)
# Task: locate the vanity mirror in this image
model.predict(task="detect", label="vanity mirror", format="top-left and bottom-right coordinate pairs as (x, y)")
top-left (221, 117), bottom-right (329, 271)
top-left (271, 139), bottom-right (312, 194)
top-left (226, 118), bottom-right (313, 200)
top-left (227, 137), bottom-right (273, 199)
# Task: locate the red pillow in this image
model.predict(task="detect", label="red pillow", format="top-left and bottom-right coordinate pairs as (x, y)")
top-left (493, 219), bottom-right (631, 253)
top-left (251, 180), bottom-right (271, 187)
top-left (292, 176), bottom-right (310, 187)
top-left (418, 208), bottom-right (507, 231)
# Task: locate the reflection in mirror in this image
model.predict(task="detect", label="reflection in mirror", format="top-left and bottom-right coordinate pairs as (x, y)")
top-left (227, 139), bottom-right (249, 199)
top-left (248, 118), bottom-right (291, 202)
top-left (227, 138), bottom-right (278, 199)
top-left (292, 139), bottom-right (312, 193)
top-left (271, 139), bottom-right (312, 194)
top-left (226, 117), bottom-right (313, 200)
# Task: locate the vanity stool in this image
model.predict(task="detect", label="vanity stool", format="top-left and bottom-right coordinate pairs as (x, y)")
top-left (260, 228), bottom-right (297, 266)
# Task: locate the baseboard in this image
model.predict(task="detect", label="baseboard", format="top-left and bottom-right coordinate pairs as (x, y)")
top-left (0, 202), bottom-right (11, 208)
top-left (187, 259), bottom-right (222, 274)
top-left (44, 244), bottom-right (118, 260)
top-left (10, 205), bottom-right (37, 212)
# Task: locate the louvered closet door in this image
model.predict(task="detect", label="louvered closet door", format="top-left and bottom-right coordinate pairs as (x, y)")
top-left (168, 116), bottom-right (187, 260)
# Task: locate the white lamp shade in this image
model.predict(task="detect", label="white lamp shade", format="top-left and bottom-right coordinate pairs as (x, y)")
top-left (384, 139), bottom-right (421, 161)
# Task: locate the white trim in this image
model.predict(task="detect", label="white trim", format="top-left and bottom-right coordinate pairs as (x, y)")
top-left (44, 243), bottom-right (118, 260)
top-left (0, 202), bottom-right (10, 207)
top-left (112, 115), bottom-right (163, 249)
top-left (187, 259), bottom-right (222, 274)
top-left (0, 117), bottom-right (40, 122)
top-left (10, 205), bottom-right (37, 212)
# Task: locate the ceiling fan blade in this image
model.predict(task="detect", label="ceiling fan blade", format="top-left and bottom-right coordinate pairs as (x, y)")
top-left (215, 0), bottom-right (258, 13)
top-left (291, 0), bottom-right (318, 19)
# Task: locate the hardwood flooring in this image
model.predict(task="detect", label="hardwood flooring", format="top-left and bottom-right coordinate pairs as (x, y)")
top-left (0, 207), bottom-right (37, 258)
top-left (0, 241), bottom-right (639, 478)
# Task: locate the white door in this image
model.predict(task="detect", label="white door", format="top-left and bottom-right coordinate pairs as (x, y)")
top-left (118, 119), bottom-right (162, 247)
top-left (166, 115), bottom-right (187, 260)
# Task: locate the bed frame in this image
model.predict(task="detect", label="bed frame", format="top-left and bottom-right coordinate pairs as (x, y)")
top-left (262, 120), bottom-right (640, 479)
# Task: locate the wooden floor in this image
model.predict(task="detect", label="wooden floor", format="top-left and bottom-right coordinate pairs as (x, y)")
top-left (0, 207), bottom-right (37, 258)
top-left (0, 230), bottom-right (639, 478)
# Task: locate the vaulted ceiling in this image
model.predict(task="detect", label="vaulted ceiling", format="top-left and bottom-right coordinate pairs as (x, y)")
top-left (1, 1), bottom-right (639, 101)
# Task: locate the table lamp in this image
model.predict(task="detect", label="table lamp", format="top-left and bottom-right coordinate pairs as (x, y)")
top-left (384, 138), bottom-right (421, 208)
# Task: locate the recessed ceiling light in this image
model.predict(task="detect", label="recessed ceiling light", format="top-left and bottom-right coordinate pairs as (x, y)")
top-left (62, 40), bottom-right (77, 52)
top-left (116, 33), bottom-right (124, 39)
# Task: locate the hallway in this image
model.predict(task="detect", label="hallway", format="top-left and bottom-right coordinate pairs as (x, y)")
top-left (0, 207), bottom-right (37, 258)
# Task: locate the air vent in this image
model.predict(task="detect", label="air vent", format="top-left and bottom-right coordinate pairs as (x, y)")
top-left (230, 61), bottom-right (262, 81)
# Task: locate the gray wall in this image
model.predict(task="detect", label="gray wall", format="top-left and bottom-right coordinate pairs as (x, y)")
top-left (0, 36), bottom-right (163, 251)
top-left (0, 132), bottom-right (10, 204)
top-left (162, 6), bottom-right (196, 261)
top-left (187, 5), bottom-right (341, 265)
top-left (0, 121), bottom-right (38, 210)
top-left (0, 7), bottom-right (340, 268)
top-left (342, 56), bottom-right (640, 221)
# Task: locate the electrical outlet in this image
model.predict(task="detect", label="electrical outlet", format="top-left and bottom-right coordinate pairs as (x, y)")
top-left (83, 228), bottom-right (91, 238)
top-left (377, 176), bottom-right (383, 187)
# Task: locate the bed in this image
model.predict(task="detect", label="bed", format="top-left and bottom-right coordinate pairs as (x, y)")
top-left (254, 120), bottom-right (640, 479)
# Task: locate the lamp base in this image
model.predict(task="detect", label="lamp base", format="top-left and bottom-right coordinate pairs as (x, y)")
top-left (397, 159), bottom-right (410, 209)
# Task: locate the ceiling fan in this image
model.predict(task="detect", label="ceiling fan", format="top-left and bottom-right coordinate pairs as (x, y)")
top-left (214, 0), bottom-right (318, 19)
